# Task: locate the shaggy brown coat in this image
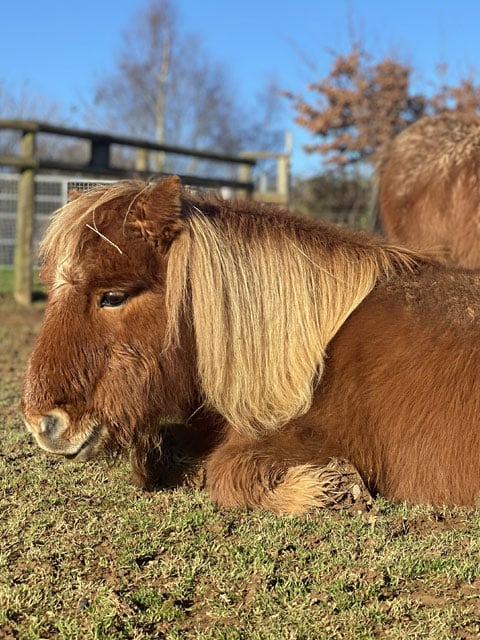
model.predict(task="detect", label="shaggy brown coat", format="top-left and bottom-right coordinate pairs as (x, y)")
top-left (22, 176), bottom-right (480, 514)
top-left (376, 111), bottom-right (480, 269)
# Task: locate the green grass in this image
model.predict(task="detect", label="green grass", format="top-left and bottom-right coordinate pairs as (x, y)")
top-left (2, 298), bottom-right (480, 639)
top-left (0, 267), bottom-right (14, 293)
top-left (0, 268), bottom-right (44, 296)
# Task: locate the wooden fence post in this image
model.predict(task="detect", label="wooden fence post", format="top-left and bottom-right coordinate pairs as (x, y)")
top-left (14, 131), bottom-right (36, 305)
top-left (135, 148), bottom-right (149, 172)
top-left (238, 161), bottom-right (253, 199)
top-left (276, 155), bottom-right (289, 203)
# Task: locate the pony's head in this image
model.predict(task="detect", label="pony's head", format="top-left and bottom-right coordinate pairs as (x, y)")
top-left (22, 176), bottom-right (197, 459)
top-left (22, 175), bottom-right (417, 461)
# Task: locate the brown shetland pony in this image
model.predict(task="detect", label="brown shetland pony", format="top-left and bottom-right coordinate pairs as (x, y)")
top-left (22, 176), bottom-right (480, 514)
top-left (376, 111), bottom-right (480, 269)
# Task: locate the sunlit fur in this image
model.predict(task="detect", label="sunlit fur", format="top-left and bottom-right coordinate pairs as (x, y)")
top-left (375, 111), bottom-right (480, 269)
top-left (22, 176), bottom-right (480, 513)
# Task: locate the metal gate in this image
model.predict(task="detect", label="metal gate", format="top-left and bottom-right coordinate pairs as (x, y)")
top-left (0, 174), bottom-right (110, 267)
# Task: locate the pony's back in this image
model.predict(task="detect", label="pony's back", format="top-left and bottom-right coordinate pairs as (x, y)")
top-left (376, 112), bottom-right (480, 269)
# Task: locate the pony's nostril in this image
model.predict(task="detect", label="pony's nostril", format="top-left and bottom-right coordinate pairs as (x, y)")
top-left (39, 413), bottom-right (66, 437)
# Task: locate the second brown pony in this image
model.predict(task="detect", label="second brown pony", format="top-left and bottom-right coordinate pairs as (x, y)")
top-left (22, 177), bottom-right (480, 514)
top-left (376, 111), bottom-right (480, 269)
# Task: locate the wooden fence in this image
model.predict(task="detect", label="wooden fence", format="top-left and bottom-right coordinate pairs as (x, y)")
top-left (0, 119), bottom-right (290, 305)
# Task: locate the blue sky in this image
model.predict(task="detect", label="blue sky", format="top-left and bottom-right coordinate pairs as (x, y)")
top-left (2, 0), bottom-right (480, 176)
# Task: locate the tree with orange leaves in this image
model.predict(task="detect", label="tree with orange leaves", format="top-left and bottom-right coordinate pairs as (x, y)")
top-left (286, 43), bottom-right (480, 169)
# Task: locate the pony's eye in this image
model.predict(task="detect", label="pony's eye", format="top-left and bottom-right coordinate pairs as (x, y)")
top-left (99, 291), bottom-right (128, 308)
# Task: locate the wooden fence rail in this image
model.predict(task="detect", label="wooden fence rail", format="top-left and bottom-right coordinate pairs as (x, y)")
top-left (0, 119), bottom-right (288, 305)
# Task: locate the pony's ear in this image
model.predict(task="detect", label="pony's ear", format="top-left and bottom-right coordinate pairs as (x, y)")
top-left (130, 175), bottom-right (185, 248)
top-left (68, 188), bottom-right (81, 201)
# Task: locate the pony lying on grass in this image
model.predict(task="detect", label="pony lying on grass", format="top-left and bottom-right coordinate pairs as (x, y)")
top-left (376, 111), bottom-right (480, 269)
top-left (22, 176), bottom-right (480, 514)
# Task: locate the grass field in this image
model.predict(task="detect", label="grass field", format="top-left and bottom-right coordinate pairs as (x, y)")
top-left (2, 294), bottom-right (480, 639)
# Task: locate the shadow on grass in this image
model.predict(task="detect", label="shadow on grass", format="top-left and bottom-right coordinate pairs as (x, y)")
top-left (32, 291), bottom-right (47, 302)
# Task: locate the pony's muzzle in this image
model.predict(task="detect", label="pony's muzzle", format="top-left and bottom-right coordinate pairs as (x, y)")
top-left (24, 408), bottom-right (72, 453)
top-left (25, 409), bottom-right (67, 437)
top-left (23, 408), bottom-right (104, 460)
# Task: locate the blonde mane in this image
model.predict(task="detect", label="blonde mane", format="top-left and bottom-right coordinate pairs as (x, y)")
top-left (166, 198), bottom-right (418, 437)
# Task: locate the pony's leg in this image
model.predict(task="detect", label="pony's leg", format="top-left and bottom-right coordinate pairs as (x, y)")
top-left (130, 427), bottom-right (167, 490)
top-left (130, 417), bottom-right (220, 490)
top-left (204, 437), bottom-right (371, 515)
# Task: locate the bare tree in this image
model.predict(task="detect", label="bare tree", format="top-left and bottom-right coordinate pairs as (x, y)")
top-left (88, 0), bottom-right (282, 174)
top-left (0, 80), bottom-right (65, 156)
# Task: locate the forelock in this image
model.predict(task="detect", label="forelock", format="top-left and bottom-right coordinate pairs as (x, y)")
top-left (39, 180), bottom-right (148, 268)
